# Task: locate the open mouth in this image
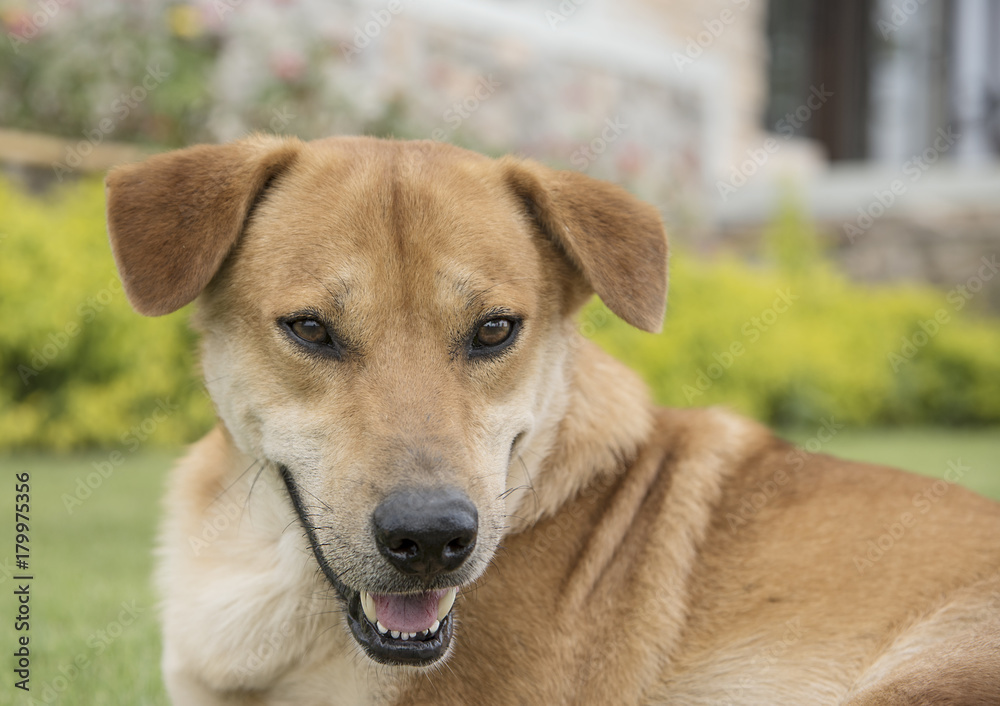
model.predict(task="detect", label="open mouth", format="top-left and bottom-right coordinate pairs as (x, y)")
top-left (346, 587), bottom-right (458, 665)
top-left (278, 464), bottom-right (459, 666)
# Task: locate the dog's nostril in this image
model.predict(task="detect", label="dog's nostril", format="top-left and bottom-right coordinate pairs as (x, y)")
top-left (373, 487), bottom-right (479, 577)
top-left (388, 538), bottom-right (420, 559)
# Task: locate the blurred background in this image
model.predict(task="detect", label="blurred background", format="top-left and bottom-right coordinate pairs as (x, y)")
top-left (1, 1), bottom-right (999, 702)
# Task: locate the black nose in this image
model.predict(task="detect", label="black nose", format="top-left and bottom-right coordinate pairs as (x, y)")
top-left (373, 487), bottom-right (478, 577)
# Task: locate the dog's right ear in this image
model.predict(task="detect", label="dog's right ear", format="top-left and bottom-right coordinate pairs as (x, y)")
top-left (106, 135), bottom-right (301, 316)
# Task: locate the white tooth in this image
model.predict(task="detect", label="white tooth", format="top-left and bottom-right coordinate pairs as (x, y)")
top-left (420, 630), bottom-right (428, 637)
top-left (376, 621), bottom-right (388, 634)
top-left (437, 588), bottom-right (457, 621)
top-left (390, 630), bottom-right (400, 639)
top-left (430, 619), bottom-right (440, 633)
top-left (360, 591), bottom-right (377, 625)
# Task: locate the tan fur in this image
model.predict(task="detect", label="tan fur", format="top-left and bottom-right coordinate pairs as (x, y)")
top-left (106, 136), bottom-right (1000, 705)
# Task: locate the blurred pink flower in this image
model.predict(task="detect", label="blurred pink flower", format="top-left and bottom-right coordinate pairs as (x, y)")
top-left (195, 1), bottom-right (224, 33)
top-left (3, 9), bottom-right (36, 39)
top-left (615, 142), bottom-right (645, 177)
top-left (270, 50), bottom-right (307, 82)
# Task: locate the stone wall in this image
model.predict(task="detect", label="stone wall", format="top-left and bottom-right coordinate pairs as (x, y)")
top-left (712, 165), bottom-right (1000, 312)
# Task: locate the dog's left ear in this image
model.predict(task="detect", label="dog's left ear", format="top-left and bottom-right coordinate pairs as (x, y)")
top-left (501, 158), bottom-right (667, 333)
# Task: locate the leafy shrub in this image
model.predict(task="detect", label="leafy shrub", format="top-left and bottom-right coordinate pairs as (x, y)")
top-left (1, 178), bottom-right (998, 451)
top-left (586, 201), bottom-right (1000, 427)
top-left (0, 177), bottom-right (214, 450)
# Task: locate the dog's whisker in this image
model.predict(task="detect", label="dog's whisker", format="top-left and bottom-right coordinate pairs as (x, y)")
top-left (515, 454), bottom-right (542, 519)
top-left (304, 609), bottom-right (350, 621)
top-left (296, 482), bottom-right (338, 515)
top-left (209, 457), bottom-right (261, 506)
top-left (497, 483), bottom-right (532, 500)
top-left (199, 372), bottom-right (232, 385)
top-left (238, 459), bottom-right (270, 530)
top-left (501, 512), bottom-right (533, 524)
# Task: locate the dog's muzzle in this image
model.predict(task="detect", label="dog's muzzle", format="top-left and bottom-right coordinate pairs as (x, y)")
top-left (279, 466), bottom-right (474, 665)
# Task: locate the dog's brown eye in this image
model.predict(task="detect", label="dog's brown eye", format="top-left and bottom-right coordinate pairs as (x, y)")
top-left (473, 318), bottom-right (515, 349)
top-left (280, 315), bottom-right (343, 358)
top-left (290, 319), bottom-right (330, 345)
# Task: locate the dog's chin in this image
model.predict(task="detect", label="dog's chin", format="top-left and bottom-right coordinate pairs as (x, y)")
top-left (343, 587), bottom-right (456, 666)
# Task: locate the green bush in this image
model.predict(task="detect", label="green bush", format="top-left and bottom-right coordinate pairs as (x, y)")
top-left (586, 202), bottom-right (1000, 427)
top-left (1, 178), bottom-right (999, 451)
top-left (0, 177), bottom-right (214, 450)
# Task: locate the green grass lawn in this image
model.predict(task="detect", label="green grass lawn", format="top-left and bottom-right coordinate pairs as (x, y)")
top-left (782, 426), bottom-right (1000, 501)
top-left (1, 428), bottom-right (998, 703)
top-left (1, 450), bottom-right (174, 705)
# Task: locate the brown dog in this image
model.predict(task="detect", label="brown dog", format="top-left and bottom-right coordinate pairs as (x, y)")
top-left (106, 135), bottom-right (1000, 705)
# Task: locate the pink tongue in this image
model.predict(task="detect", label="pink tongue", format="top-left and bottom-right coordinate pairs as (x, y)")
top-left (373, 590), bottom-right (448, 633)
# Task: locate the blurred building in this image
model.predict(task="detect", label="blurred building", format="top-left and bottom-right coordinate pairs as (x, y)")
top-left (2, 0), bottom-right (997, 306)
top-left (201, 0), bottom-right (1000, 306)
top-left (721, 0), bottom-right (1000, 312)
top-left (202, 0), bottom-right (767, 227)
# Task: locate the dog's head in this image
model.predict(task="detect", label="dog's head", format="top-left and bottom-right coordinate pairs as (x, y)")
top-left (106, 135), bottom-right (666, 666)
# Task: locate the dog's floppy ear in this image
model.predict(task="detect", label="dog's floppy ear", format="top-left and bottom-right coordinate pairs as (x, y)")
top-left (106, 135), bottom-right (301, 316)
top-left (501, 158), bottom-right (667, 333)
